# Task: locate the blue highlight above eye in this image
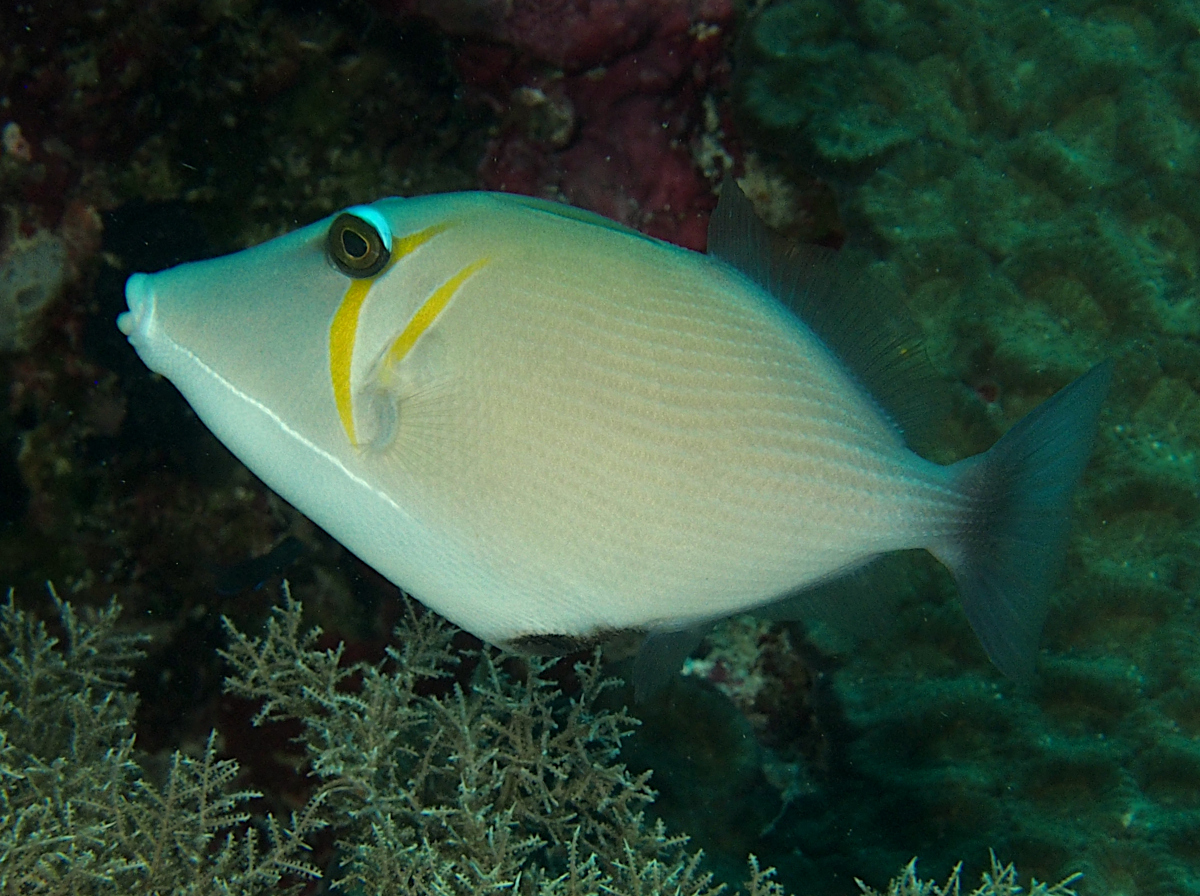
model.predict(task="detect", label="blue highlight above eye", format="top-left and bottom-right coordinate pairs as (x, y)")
top-left (344, 205), bottom-right (393, 250)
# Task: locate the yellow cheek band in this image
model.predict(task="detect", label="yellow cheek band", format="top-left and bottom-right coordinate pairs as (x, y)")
top-left (385, 257), bottom-right (490, 368)
top-left (330, 277), bottom-right (373, 445)
top-left (329, 221), bottom-right (451, 445)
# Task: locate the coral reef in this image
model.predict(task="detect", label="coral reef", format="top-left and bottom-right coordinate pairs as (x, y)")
top-left (0, 0), bottom-right (494, 721)
top-left (383, 0), bottom-right (737, 248)
top-left (0, 0), bottom-right (1195, 894)
top-left (0, 206), bottom-right (101, 354)
top-left (0, 588), bottom-right (323, 893)
top-left (0, 586), bottom-right (1078, 896)
top-left (732, 0), bottom-right (1200, 893)
top-left (222, 591), bottom-right (729, 895)
top-left (737, 0), bottom-right (1199, 391)
top-left (856, 855), bottom-right (1080, 896)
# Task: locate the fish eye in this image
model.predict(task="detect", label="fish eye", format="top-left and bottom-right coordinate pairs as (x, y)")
top-left (327, 208), bottom-right (392, 278)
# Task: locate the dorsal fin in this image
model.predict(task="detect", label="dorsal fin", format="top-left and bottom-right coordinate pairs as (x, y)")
top-left (500, 193), bottom-right (658, 243)
top-left (707, 178), bottom-right (945, 446)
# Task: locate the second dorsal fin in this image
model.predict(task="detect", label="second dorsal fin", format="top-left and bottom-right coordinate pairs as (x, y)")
top-left (707, 178), bottom-right (945, 445)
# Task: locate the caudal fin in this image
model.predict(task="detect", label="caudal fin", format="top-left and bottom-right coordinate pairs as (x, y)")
top-left (936, 361), bottom-right (1113, 679)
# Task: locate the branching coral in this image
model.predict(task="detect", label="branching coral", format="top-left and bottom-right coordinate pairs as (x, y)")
top-left (0, 585), bottom-right (1079, 896)
top-left (855, 853), bottom-right (1080, 896)
top-left (221, 590), bottom-right (728, 895)
top-left (0, 587), bottom-right (323, 895)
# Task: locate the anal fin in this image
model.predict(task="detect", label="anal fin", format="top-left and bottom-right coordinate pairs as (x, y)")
top-left (633, 626), bottom-right (709, 702)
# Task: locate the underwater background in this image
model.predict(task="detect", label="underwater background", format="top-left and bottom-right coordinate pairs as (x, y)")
top-left (0, 0), bottom-right (1197, 893)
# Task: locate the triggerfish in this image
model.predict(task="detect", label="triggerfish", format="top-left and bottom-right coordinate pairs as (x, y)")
top-left (117, 180), bottom-right (1110, 695)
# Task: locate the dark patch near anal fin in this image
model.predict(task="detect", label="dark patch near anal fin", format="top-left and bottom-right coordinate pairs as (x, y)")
top-left (506, 632), bottom-right (607, 654)
top-left (706, 177), bottom-right (946, 448)
top-left (505, 627), bottom-right (643, 657)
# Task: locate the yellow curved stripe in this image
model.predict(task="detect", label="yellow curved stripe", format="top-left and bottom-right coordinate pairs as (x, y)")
top-left (385, 257), bottom-right (490, 367)
top-left (391, 221), bottom-right (451, 259)
top-left (329, 221), bottom-right (451, 445)
top-left (330, 277), bottom-right (373, 445)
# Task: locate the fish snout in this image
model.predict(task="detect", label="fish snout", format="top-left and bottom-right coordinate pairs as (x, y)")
top-left (118, 273), bottom-right (156, 341)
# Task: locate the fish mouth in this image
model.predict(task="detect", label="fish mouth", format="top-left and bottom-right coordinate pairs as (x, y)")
top-left (118, 273), bottom-right (155, 341)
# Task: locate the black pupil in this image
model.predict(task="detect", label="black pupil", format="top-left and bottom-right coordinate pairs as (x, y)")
top-left (342, 229), bottom-right (370, 260)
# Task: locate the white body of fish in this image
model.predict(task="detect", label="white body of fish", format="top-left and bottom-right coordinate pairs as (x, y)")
top-left (119, 186), bottom-right (1109, 681)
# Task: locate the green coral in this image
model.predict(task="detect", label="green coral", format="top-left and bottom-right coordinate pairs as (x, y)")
top-left (735, 1), bottom-right (1200, 893)
top-left (739, 0), bottom-right (1200, 380)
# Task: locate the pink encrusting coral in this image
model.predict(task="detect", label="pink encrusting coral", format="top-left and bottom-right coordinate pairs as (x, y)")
top-left (384, 0), bottom-right (735, 249)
